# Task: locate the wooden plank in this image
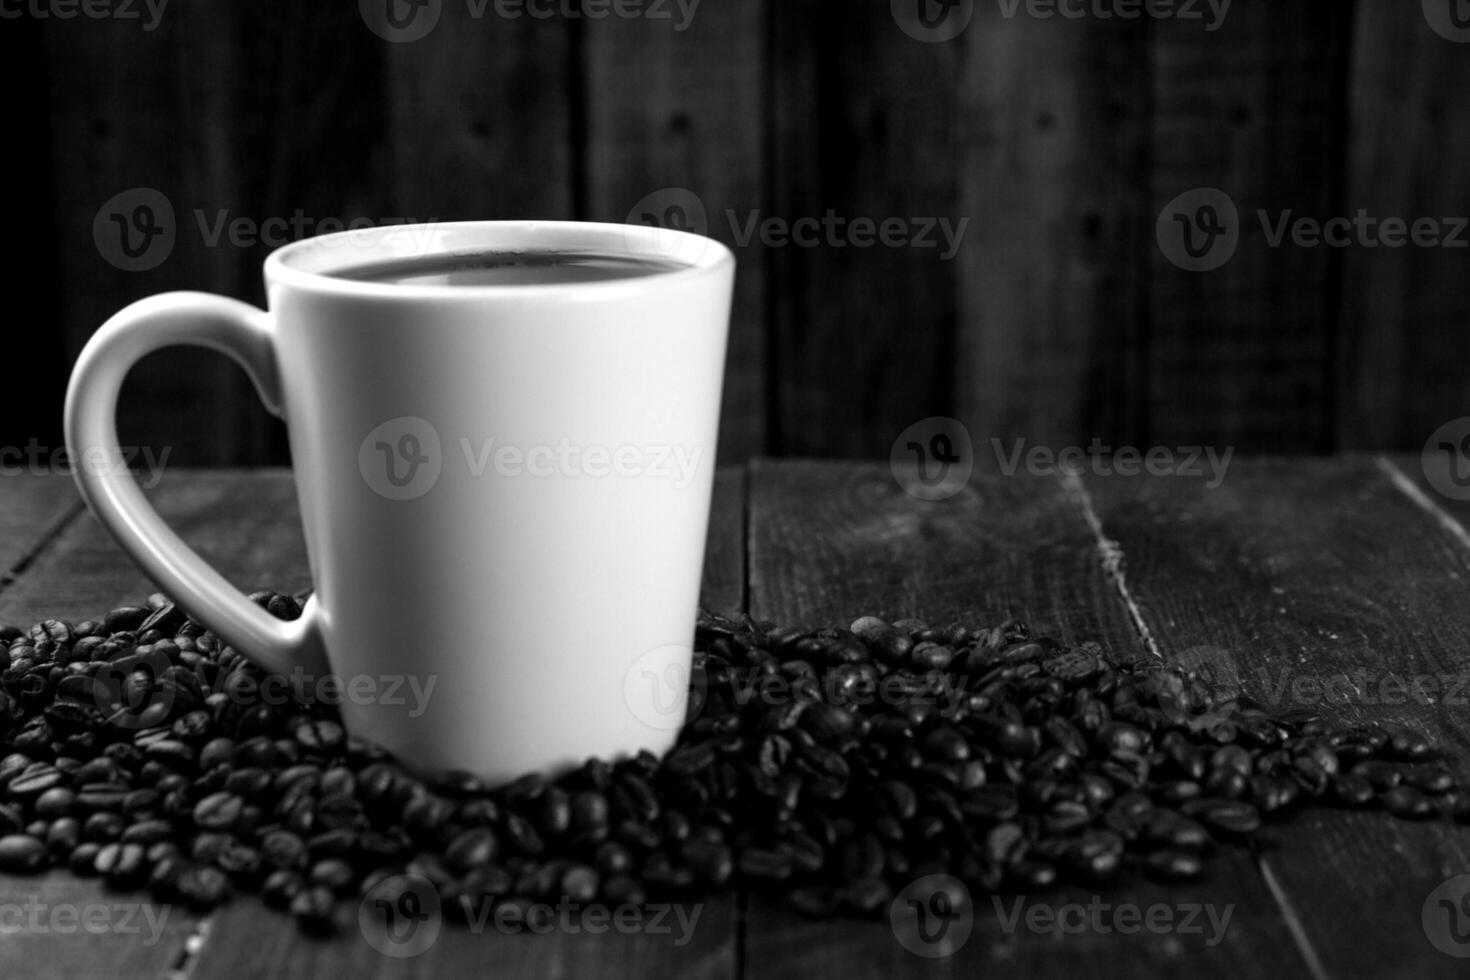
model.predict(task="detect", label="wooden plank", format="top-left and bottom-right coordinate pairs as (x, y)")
top-left (768, 1), bottom-right (959, 457)
top-left (384, 4), bottom-right (576, 222)
top-left (43, 11), bottom-right (258, 466)
top-left (1337, 2), bottom-right (1470, 450)
top-left (1084, 456), bottom-right (1470, 979)
top-left (169, 0), bottom-right (391, 463)
top-left (0, 471), bottom-right (309, 624)
top-left (1148, 2), bottom-right (1351, 450)
top-left (0, 470), bottom-right (310, 980)
top-left (955, 9), bottom-right (1148, 452)
top-left (583, 3), bottom-right (767, 463)
top-left (1391, 451), bottom-right (1470, 538)
top-left (0, 475), bottom-right (82, 602)
top-left (742, 460), bottom-right (1302, 980)
top-left (701, 467), bottom-right (748, 616)
top-left (187, 468), bottom-right (746, 979)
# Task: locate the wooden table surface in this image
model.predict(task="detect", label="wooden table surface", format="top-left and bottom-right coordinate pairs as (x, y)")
top-left (2, 457), bottom-right (1470, 979)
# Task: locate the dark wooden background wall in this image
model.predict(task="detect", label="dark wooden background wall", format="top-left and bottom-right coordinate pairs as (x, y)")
top-left (2, 0), bottom-right (1467, 466)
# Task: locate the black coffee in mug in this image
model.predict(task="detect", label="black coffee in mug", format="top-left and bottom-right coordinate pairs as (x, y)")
top-left (337, 251), bottom-right (688, 286)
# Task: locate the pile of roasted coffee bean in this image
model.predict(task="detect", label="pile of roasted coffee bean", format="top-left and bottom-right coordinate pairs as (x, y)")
top-left (1, 593), bottom-right (1467, 935)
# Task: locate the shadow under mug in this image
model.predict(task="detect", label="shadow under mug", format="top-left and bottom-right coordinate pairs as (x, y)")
top-left (64, 220), bottom-right (735, 785)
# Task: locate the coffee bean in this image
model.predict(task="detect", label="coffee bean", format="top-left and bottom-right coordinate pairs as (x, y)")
top-left (45, 817), bottom-right (80, 855)
top-left (262, 869), bottom-right (304, 909)
top-left (178, 866), bottom-right (231, 911)
top-left (1352, 760), bottom-right (1402, 791)
top-left (193, 792), bottom-right (243, 831)
top-left (1147, 848), bottom-right (1204, 880)
top-left (7, 767), bottom-right (64, 801)
top-left (83, 812), bottom-right (124, 842)
top-left (1068, 830), bottom-right (1125, 881)
top-left (1389, 730), bottom-right (1432, 761)
top-left (601, 874), bottom-right (646, 906)
top-left (1405, 765), bottom-right (1455, 795)
top-left (69, 841), bottom-right (102, 876)
top-left (1381, 785), bottom-right (1436, 820)
top-left (445, 827), bottom-right (498, 873)
top-left (216, 841), bottom-right (263, 882)
top-left (560, 864), bottom-right (600, 903)
top-left (0, 834), bottom-right (47, 873)
top-left (95, 842), bottom-right (147, 885)
top-left (309, 858), bottom-right (355, 893)
top-left (1192, 799), bottom-right (1262, 835)
top-left (0, 602), bottom-right (1465, 938)
top-left (293, 720), bottom-right (345, 756)
top-left (148, 855), bottom-right (187, 902)
top-left (290, 884), bottom-right (339, 933)
top-left (738, 847), bottom-right (791, 881)
top-left (34, 787), bottom-right (75, 819)
top-left (121, 819), bottom-right (173, 846)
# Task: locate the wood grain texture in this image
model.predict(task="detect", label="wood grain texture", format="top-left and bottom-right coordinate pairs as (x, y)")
top-left (742, 459), bottom-right (1304, 980)
top-left (1148, 1), bottom-right (1351, 451)
top-left (186, 468), bottom-right (746, 979)
top-left (384, 3), bottom-right (576, 222)
top-left (767, 1), bottom-right (959, 457)
top-left (0, 475), bottom-right (81, 602)
top-left (1083, 456), bottom-right (1470, 979)
top-left (584, 2), bottom-right (767, 463)
top-left (1337, 0), bottom-right (1470, 450)
top-left (0, 472), bottom-right (310, 624)
top-left (0, 470), bottom-right (311, 980)
top-left (956, 8), bottom-right (1148, 451)
top-left (44, 9), bottom-right (266, 466)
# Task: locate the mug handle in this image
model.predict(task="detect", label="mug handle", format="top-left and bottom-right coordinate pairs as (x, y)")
top-left (64, 291), bottom-right (327, 678)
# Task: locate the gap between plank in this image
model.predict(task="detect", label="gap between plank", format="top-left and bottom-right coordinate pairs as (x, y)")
top-left (1058, 471), bottom-right (1164, 661)
top-left (1257, 858), bottom-right (1332, 980)
top-left (1375, 456), bottom-right (1470, 556)
top-left (167, 917), bottom-right (213, 980)
top-left (1064, 469), bottom-right (1331, 980)
top-left (0, 499), bottom-right (85, 599)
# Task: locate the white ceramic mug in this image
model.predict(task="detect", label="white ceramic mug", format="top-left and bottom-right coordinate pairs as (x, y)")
top-left (64, 220), bottom-right (734, 784)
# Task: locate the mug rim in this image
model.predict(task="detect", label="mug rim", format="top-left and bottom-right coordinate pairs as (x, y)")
top-left (264, 219), bottom-right (733, 300)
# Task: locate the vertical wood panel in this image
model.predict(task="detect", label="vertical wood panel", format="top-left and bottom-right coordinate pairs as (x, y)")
top-left (769, 0), bottom-right (959, 457)
top-left (584, 3), bottom-right (767, 463)
top-left (44, 11), bottom-right (251, 466)
top-left (385, 4), bottom-right (576, 221)
top-left (1338, 0), bottom-right (1470, 449)
top-left (44, 3), bottom-right (389, 466)
top-left (956, 10), bottom-right (1149, 456)
top-left (1148, 2), bottom-right (1351, 451)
